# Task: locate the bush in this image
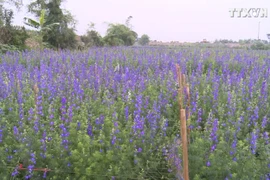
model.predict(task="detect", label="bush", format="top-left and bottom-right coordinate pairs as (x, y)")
top-left (250, 42), bottom-right (270, 50)
top-left (0, 26), bottom-right (29, 52)
top-left (103, 24), bottom-right (138, 46)
top-left (0, 43), bottom-right (20, 53)
top-left (81, 30), bottom-right (104, 48)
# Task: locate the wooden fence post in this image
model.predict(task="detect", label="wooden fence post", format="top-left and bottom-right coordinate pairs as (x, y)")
top-left (176, 64), bottom-right (189, 180)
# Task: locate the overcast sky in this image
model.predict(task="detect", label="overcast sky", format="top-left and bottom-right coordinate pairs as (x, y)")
top-left (10, 0), bottom-right (270, 42)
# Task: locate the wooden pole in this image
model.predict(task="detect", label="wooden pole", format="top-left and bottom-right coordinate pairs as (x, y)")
top-left (181, 109), bottom-right (189, 180)
top-left (176, 64), bottom-right (183, 109)
top-left (182, 74), bottom-right (186, 88)
top-left (176, 64), bottom-right (189, 180)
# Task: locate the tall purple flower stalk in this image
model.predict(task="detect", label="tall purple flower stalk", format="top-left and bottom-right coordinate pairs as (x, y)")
top-left (166, 137), bottom-right (183, 179)
top-left (250, 130), bottom-right (259, 155)
top-left (60, 124), bottom-right (69, 150)
top-left (25, 152), bottom-right (36, 179)
top-left (60, 97), bottom-right (67, 122)
top-left (133, 95), bottom-right (145, 137)
top-left (95, 115), bottom-right (105, 130)
top-left (37, 94), bottom-right (43, 116)
top-left (191, 91), bottom-right (198, 114)
top-left (40, 131), bottom-right (47, 158)
top-left (210, 118), bottom-right (218, 152)
top-left (263, 132), bottom-right (269, 145)
top-left (13, 126), bottom-right (19, 140)
top-left (148, 101), bottom-right (158, 137)
top-left (33, 93), bottom-right (43, 134)
top-left (111, 122), bottom-right (119, 145)
top-left (262, 116), bottom-right (267, 129)
top-left (67, 104), bottom-right (73, 123)
top-left (11, 166), bottom-right (19, 177)
top-left (48, 103), bottom-right (55, 130)
top-left (125, 106), bottom-right (129, 121)
top-left (28, 108), bottom-right (34, 121)
top-left (87, 124), bottom-right (93, 136)
top-left (18, 93), bottom-right (24, 126)
top-left (197, 108), bottom-right (202, 127)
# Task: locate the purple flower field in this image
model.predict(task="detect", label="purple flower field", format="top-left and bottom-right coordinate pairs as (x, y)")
top-left (0, 47), bottom-right (269, 179)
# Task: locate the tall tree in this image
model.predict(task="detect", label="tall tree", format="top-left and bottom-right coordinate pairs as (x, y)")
top-left (103, 23), bottom-right (137, 46)
top-left (27, 0), bottom-right (77, 49)
top-left (138, 34), bottom-right (150, 46)
top-left (81, 24), bottom-right (104, 48)
top-left (0, 5), bottom-right (28, 51)
top-left (24, 9), bottom-right (60, 48)
top-left (43, 0), bottom-right (76, 49)
top-left (28, 0), bottom-right (48, 17)
top-left (0, 0), bottom-right (23, 25)
top-left (0, 0), bottom-right (23, 10)
top-left (28, 0), bottom-right (76, 28)
top-left (0, 5), bottom-right (13, 27)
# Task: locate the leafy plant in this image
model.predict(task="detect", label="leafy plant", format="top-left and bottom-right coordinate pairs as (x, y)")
top-left (24, 9), bottom-right (59, 49)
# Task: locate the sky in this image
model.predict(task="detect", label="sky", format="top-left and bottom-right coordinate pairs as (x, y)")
top-left (9, 0), bottom-right (270, 42)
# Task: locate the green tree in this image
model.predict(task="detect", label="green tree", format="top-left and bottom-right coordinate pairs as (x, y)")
top-left (24, 9), bottom-right (60, 48)
top-left (0, 0), bottom-right (23, 10)
top-left (27, 0), bottom-right (77, 50)
top-left (0, 6), bottom-right (28, 52)
top-left (81, 30), bottom-right (104, 48)
top-left (103, 23), bottom-right (138, 46)
top-left (81, 22), bottom-right (104, 48)
top-left (0, 5), bottom-right (13, 27)
top-left (250, 41), bottom-right (270, 50)
top-left (44, 0), bottom-right (76, 49)
top-left (138, 34), bottom-right (150, 46)
top-left (28, 0), bottom-right (76, 29)
top-left (28, 0), bottom-right (48, 17)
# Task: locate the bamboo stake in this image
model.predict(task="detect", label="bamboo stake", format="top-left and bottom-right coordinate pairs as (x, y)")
top-left (176, 64), bottom-right (183, 109)
top-left (181, 109), bottom-right (189, 180)
top-left (175, 64), bottom-right (189, 180)
top-left (182, 74), bottom-right (186, 88)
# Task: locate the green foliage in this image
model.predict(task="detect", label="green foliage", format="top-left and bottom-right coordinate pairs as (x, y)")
top-left (103, 23), bottom-right (138, 46)
top-left (27, 0), bottom-right (77, 50)
top-left (0, 6), bottom-right (29, 52)
top-left (0, 6), bottom-right (28, 52)
top-left (0, 6), bottom-right (13, 27)
top-left (0, 0), bottom-right (23, 11)
top-left (250, 41), bottom-right (270, 50)
top-left (27, 0), bottom-right (49, 17)
top-left (81, 30), bottom-right (104, 48)
top-left (0, 43), bottom-right (19, 53)
top-left (7, 26), bottom-right (29, 50)
top-left (138, 34), bottom-right (150, 46)
top-left (24, 9), bottom-right (60, 49)
top-left (0, 26), bottom-right (11, 44)
top-left (43, 25), bottom-right (77, 49)
top-left (43, 0), bottom-right (76, 49)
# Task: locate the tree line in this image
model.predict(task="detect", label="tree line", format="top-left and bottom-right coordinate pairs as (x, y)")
top-left (0, 0), bottom-right (150, 53)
